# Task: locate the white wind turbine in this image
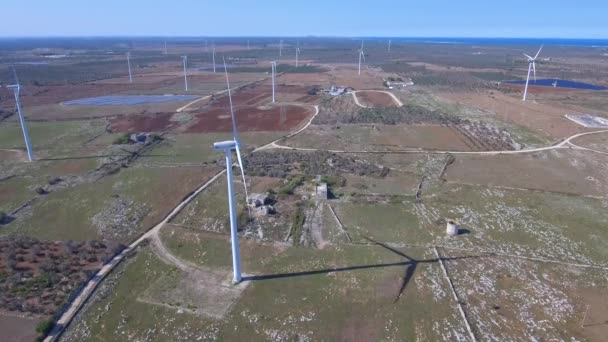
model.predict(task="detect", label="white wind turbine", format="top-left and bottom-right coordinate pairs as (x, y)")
top-left (181, 55), bottom-right (189, 92)
top-left (213, 58), bottom-right (252, 283)
top-left (271, 61), bottom-right (277, 103)
top-left (522, 45), bottom-right (543, 101)
top-left (358, 40), bottom-right (366, 75)
top-left (388, 39), bottom-right (392, 53)
top-left (5, 67), bottom-right (33, 161)
top-left (279, 39), bottom-right (283, 57)
top-left (126, 52), bottom-right (133, 83)
top-left (295, 43), bottom-right (301, 68)
top-left (212, 47), bottom-right (216, 73)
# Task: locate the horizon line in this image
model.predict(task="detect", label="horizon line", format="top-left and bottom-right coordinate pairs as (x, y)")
top-left (1, 35), bottom-right (608, 40)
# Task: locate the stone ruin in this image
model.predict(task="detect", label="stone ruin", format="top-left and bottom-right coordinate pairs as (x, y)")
top-left (248, 193), bottom-right (276, 217)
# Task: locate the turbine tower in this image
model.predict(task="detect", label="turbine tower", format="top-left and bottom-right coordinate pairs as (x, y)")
top-left (213, 140), bottom-right (242, 283)
top-left (5, 69), bottom-right (33, 161)
top-left (126, 52), bottom-right (133, 83)
top-left (181, 55), bottom-right (189, 92)
top-left (279, 40), bottom-right (283, 57)
top-left (522, 45), bottom-right (543, 101)
top-left (358, 41), bottom-right (366, 76)
top-left (388, 39), bottom-right (392, 53)
top-left (271, 61), bottom-right (277, 103)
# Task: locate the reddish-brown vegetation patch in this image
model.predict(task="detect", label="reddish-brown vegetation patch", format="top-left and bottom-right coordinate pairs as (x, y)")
top-left (110, 112), bottom-right (176, 132)
top-left (186, 104), bottom-right (311, 132)
top-left (356, 91), bottom-right (400, 108)
top-left (0, 236), bottom-right (124, 317)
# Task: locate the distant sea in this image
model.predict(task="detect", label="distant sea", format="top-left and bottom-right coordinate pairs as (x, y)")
top-left (371, 37), bottom-right (608, 47)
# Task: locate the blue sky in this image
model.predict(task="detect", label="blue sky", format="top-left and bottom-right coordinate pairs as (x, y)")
top-left (2, 0), bottom-right (607, 38)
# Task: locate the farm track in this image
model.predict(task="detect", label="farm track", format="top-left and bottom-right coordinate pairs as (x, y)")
top-left (265, 129), bottom-right (608, 156)
top-left (351, 90), bottom-right (404, 108)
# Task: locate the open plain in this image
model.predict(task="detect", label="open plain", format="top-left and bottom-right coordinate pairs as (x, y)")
top-left (1, 37), bottom-right (607, 342)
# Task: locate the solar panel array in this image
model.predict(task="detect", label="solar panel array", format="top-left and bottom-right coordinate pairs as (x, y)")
top-left (63, 95), bottom-right (198, 106)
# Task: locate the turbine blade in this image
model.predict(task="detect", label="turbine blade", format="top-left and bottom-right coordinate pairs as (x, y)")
top-left (534, 45), bottom-right (544, 59)
top-left (223, 57), bottom-right (239, 142)
top-left (523, 53), bottom-right (533, 60)
top-left (234, 143), bottom-right (251, 217)
top-left (223, 57), bottom-right (250, 216)
top-left (11, 65), bottom-right (20, 85)
top-left (361, 51), bottom-right (366, 62)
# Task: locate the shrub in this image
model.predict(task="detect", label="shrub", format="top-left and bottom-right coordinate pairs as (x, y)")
top-left (36, 319), bottom-right (54, 336)
top-left (112, 134), bottom-right (131, 145)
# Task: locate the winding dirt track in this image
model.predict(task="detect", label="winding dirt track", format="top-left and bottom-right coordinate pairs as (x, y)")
top-left (266, 129), bottom-right (608, 156)
top-left (351, 90), bottom-right (403, 108)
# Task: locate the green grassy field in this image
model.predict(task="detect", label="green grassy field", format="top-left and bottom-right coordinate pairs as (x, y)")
top-left (63, 242), bottom-right (469, 341)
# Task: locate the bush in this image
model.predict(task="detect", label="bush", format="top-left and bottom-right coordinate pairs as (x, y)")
top-left (112, 134), bottom-right (131, 145)
top-left (278, 175), bottom-right (305, 195)
top-left (36, 319), bottom-right (54, 336)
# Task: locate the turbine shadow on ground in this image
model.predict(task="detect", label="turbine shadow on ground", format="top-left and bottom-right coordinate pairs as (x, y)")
top-left (244, 237), bottom-right (494, 302)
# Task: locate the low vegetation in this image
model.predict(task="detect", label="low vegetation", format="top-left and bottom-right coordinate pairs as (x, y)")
top-left (245, 151), bottom-right (387, 178)
top-left (0, 236), bottom-right (124, 317)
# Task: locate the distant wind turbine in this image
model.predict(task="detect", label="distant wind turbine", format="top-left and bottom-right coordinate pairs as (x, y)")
top-left (271, 61), bottom-right (277, 103)
top-left (126, 52), bottom-right (133, 83)
top-left (279, 39), bottom-right (283, 57)
top-left (522, 45), bottom-right (543, 101)
top-left (5, 67), bottom-right (33, 161)
top-left (358, 41), bottom-right (366, 75)
top-left (212, 47), bottom-right (216, 73)
top-left (295, 43), bottom-right (301, 68)
top-left (181, 55), bottom-right (188, 92)
top-left (388, 39), bottom-right (392, 53)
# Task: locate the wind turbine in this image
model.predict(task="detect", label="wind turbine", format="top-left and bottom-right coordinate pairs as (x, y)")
top-left (271, 61), bottom-right (277, 103)
top-left (213, 59), bottom-right (253, 283)
top-left (522, 45), bottom-right (543, 101)
top-left (388, 39), bottom-right (392, 53)
top-left (5, 67), bottom-right (33, 161)
top-left (181, 55), bottom-right (189, 92)
top-left (279, 39), bottom-right (283, 57)
top-left (212, 47), bottom-right (216, 73)
top-left (295, 43), bottom-right (301, 68)
top-left (126, 52), bottom-right (133, 83)
top-left (358, 40), bottom-right (366, 76)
